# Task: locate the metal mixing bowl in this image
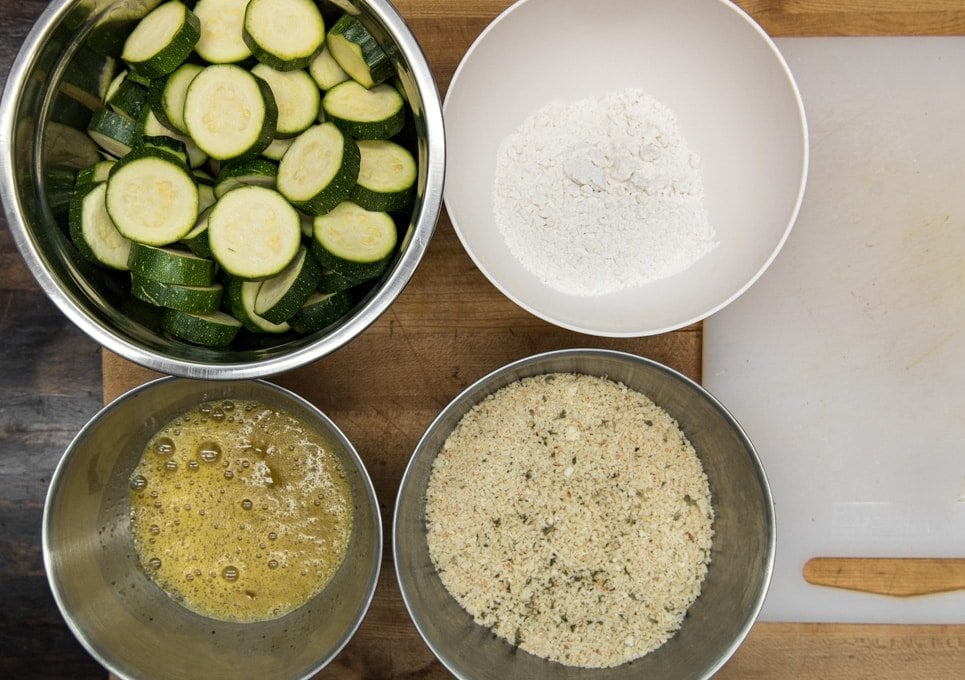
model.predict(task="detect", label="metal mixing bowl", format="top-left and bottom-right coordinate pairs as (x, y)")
top-left (394, 349), bottom-right (775, 679)
top-left (44, 378), bottom-right (382, 680)
top-left (0, 0), bottom-right (444, 379)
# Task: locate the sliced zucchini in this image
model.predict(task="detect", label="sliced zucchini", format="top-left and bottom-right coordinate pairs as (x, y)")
top-left (183, 64), bottom-right (278, 161)
top-left (309, 46), bottom-right (349, 91)
top-left (261, 135), bottom-right (294, 161)
top-left (68, 182), bottom-right (133, 270)
top-left (317, 266), bottom-right (366, 293)
top-left (322, 80), bottom-right (404, 140)
top-left (253, 246), bottom-right (322, 323)
top-left (149, 62), bottom-right (203, 134)
top-left (106, 150), bottom-right (199, 245)
top-left (352, 139), bottom-right (416, 212)
top-left (182, 205), bottom-right (213, 257)
top-left (214, 157), bottom-right (277, 198)
top-left (121, 1), bottom-right (201, 79)
top-left (326, 14), bottom-right (393, 89)
top-left (106, 71), bottom-right (149, 119)
top-left (311, 201), bottom-right (396, 280)
top-left (207, 185), bottom-right (301, 279)
top-left (250, 64), bottom-right (320, 138)
top-left (131, 274), bottom-right (223, 313)
top-left (225, 278), bottom-right (291, 333)
top-left (75, 159), bottom-right (116, 189)
top-left (197, 182), bottom-right (217, 212)
top-left (141, 109), bottom-right (209, 168)
top-left (276, 122), bottom-right (359, 215)
top-left (289, 290), bottom-right (351, 334)
top-left (192, 0), bottom-right (252, 64)
top-left (162, 308), bottom-right (242, 346)
top-left (140, 134), bottom-right (189, 165)
top-left (243, 0), bottom-right (325, 71)
top-left (87, 107), bottom-right (140, 157)
top-left (128, 242), bottom-right (216, 286)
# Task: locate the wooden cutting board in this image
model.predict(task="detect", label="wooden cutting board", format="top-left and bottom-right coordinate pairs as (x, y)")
top-left (103, 1), bottom-right (964, 677)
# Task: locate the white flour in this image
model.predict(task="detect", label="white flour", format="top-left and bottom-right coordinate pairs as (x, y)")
top-left (493, 89), bottom-right (717, 296)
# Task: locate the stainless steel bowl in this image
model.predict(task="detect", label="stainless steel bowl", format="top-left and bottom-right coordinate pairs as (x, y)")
top-left (44, 377), bottom-right (382, 680)
top-left (394, 349), bottom-right (775, 679)
top-left (0, 0), bottom-right (444, 379)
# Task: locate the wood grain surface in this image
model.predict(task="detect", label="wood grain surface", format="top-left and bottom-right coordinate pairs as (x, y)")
top-left (804, 558), bottom-right (965, 598)
top-left (2, 1), bottom-right (963, 678)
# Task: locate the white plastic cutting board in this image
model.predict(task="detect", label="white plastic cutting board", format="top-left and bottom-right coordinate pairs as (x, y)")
top-left (703, 37), bottom-right (965, 623)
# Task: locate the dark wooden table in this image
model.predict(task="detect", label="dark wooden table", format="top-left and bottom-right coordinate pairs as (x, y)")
top-left (2, 1), bottom-right (964, 679)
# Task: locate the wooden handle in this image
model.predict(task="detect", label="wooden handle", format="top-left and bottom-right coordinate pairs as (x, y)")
top-left (804, 557), bottom-right (965, 597)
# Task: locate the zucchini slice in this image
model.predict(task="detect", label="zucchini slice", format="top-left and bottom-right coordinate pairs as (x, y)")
top-left (121, 1), bottom-right (201, 79)
top-left (150, 62), bottom-right (203, 134)
top-left (289, 290), bottom-right (351, 334)
top-left (106, 71), bottom-right (149, 119)
top-left (225, 278), bottom-right (291, 333)
top-left (131, 274), bottom-right (223, 314)
top-left (317, 266), bottom-right (366, 293)
top-left (183, 64), bottom-right (278, 161)
top-left (181, 207), bottom-right (213, 258)
top-left (68, 182), bottom-right (133, 270)
top-left (162, 308), bottom-right (242, 346)
top-left (192, 0), bottom-right (252, 64)
top-left (352, 139), bottom-right (416, 212)
top-left (243, 0), bottom-right (326, 71)
top-left (140, 109), bottom-right (209, 169)
top-left (260, 135), bottom-right (294, 161)
top-left (309, 46), bottom-right (349, 91)
top-left (311, 200), bottom-right (396, 280)
top-left (253, 246), bottom-right (323, 323)
top-left (276, 122), bottom-right (360, 215)
top-left (197, 182), bottom-right (216, 212)
top-left (75, 159), bottom-right (116, 189)
top-left (326, 14), bottom-right (393, 89)
top-left (207, 185), bottom-right (301, 279)
top-left (87, 107), bottom-right (139, 157)
top-left (250, 64), bottom-right (320, 138)
top-left (322, 80), bottom-right (404, 140)
top-left (106, 151), bottom-right (199, 245)
top-left (213, 157), bottom-right (277, 198)
top-left (128, 243), bottom-right (216, 286)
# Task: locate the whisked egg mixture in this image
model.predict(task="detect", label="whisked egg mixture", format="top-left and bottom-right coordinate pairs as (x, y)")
top-left (129, 399), bottom-right (353, 622)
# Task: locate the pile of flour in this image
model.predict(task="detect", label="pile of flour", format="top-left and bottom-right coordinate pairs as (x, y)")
top-left (493, 89), bottom-right (717, 296)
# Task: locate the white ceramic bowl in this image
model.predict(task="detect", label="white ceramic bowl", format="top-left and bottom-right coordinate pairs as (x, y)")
top-left (444, 0), bottom-right (807, 336)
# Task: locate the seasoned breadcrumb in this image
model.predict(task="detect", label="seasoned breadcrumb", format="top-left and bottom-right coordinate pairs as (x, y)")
top-left (426, 373), bottom-right (713, 668)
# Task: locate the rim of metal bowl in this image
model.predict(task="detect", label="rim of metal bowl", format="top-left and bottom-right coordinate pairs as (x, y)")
top-left (393, 348), bottom-right (776, 679)
top-left (42, 376), bottom-right (383, 680)
top-left (0, 0), bottom-right (445, 380)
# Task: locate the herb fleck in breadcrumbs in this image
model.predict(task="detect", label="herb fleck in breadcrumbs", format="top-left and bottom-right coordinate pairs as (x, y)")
top-left (425, 373), bottom-right (714, 668)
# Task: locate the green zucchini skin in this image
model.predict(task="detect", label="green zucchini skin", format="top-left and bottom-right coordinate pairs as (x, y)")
top-left (224, 278), bottom-right (291, 333)
top-left (128, 243), bottom-right (216, 286)
top-left (87, 107), bottom-right (140, 157)
top-left (131, 274), bottom-right (223, 314)
top-left (253, 246), bottom-right (323, 323)
top-left (289, 290), bottom-right (352, 334)
top-left (326, 14), bottom-right (394, 89)
top-left (162, 308), bottom-right (242, 346)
